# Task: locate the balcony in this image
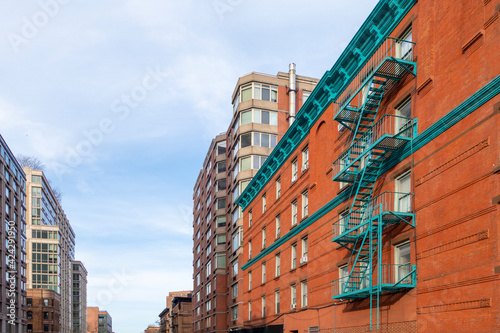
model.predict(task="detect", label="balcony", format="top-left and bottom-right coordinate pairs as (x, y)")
top-left (370, 191), bottom-right (414, 226)
top-left (332, 114), bottom-right (413, 183)
top-left (332, 191), bottom-right (413, 243)
top-left (331, 263), bottom-right (416, 299)
top-left (334, 37), bottom-right (416, 125)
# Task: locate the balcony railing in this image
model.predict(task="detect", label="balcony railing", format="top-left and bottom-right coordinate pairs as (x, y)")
top-left (331, 263), bottom-right (416, 298)
top-left (381, 263), bottom-right (416, 287)
top-left (332, 115), bottom-right (413, 181)
top-left (332, 209), bottom-right (370, 241)
top-left (370, 191), bottom-right (413, 220)
top-left (334, 37), bottom-right (416, 118)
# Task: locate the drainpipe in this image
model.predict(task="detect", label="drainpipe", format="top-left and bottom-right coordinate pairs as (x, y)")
top-left (289, 63), bottom-right (297, 126)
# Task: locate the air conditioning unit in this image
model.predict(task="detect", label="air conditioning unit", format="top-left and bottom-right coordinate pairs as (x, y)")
top-left (290, 303), bottom-right (296, 310)
top-left (300, 256), bottom-right (308, 264)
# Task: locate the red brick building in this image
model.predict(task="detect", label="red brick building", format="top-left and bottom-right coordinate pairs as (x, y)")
top-left (27, 289), bottom-right (60, 333)
top-left (235, 0), bottom-right (500, 332)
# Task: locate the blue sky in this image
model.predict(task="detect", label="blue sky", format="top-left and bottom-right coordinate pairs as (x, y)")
top-left (0, 0), bottom-right (377, 331)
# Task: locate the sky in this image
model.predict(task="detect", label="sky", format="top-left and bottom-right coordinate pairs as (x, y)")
top-left (0, 0), bottom-right (378, 331)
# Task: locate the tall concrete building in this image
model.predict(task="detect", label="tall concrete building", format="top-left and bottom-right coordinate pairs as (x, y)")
top-left (24, 167), bottom-right (76, 333)
top-left (0, 134), bottom-right (28, 333)
top-left (71, 261), bottom-right (87, 333)
top-left (235, 0), bottom-right (500, 332)
top-left (192, 69), bottom-right (319, 332)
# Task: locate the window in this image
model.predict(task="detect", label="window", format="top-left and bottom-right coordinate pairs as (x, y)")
top-left (206, 300), bottom-right (211, 312)
top-left (302, 146), bottom-right (309, 171)
top-left (262, 228), bottom-right (266, 249)
top-left (291, 284), bottom-right (297, 307)
top-left (339, 210), bottom-right (349, 234)
top-left (232, 283), bottom-right (238, 298)
top-left (249, 210), bottom-right (252, 227)
top-left (217, 234), bottom-right (226, 245)
top-left (301, 281), bottom-right (308, 307)
top-left (240, 109), bottom-right (278, 126)
top-left (292, 200), bottom-right (298, 226)
top-left (232, 227), bottom-right (243, 251)
top-left (395, 242), bottom-right (411, 283)
top-left (216, 161), bottom-right (226, 174)
top-left (275, 215), bottom-right (281, 238)
top-left (396, 98), bottom-right (412, 135)
top-left (275, 290), bottom-right (280, 314)
top-left (249, 240), bottom-right (252, 259)
top-left (196, 273), bottom-right (200, 286)
top-left (240, 156), bottom-right (251, 172)
top-left (291, 243), bottom-right (297, 269)
top-left (303, 91), bottom-right (311, 103)
top-left (216, 179), bottom-right (226, 191)
top-left (255, 83), bottom-right (278, 102)
top-left (249, 271), bottom-right (252, 290)
top-left (216, 141), bottom-right (226, 156)
top-left (232, 261), bottom-right (238, 277)
top-left (302, 191), bottom-right (309, 218)
top-left (339, 265), bottom-right (349, 292)
top-left (276, 178), bottom-right (281, 199)
top-left (216, 253), bottom-right (226, 268)
top-left (301, 237), bottom-right (308, 262)
top-left (206, 283), bottom-right (212, 295)
top-left (216, 216), bottom-right (226, 227)
top-left (262, 263), bottom-right (266, 283)
top-left (291, 159), bottom-right (298, 182)
top-left (248, 301), bottom-right (252, 320)
top-left (216, 198), bottom-right (226, 210)
top-left (396, 171), bottom-right (412, 212)
top-left (262, 194), bottom-right (267, 213)
top-left (206, 260), bottom-right (212, 277)
top-left (397, 27), bottom-right (413, 61)
top-left (196, 291), bottom-right (200, 302)
top-left (261, 296), bottom-right (266, 318)
top-left (275, 253), bottom-right (280, 277)
top-left (239, 83), bottom-right (277, 103)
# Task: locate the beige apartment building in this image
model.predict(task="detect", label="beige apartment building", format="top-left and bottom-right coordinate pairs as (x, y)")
top-left (192, 66), bottom-right (318, 332)
top-left (24, 167), bottom-right (77, 333)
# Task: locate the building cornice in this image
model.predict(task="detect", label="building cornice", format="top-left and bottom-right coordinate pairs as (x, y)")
top-left (235, 0), bottom-right (418, 210)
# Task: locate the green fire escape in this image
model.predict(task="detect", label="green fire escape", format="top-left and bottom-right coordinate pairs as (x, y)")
top-left (330, 37), bottom-right (417, 331)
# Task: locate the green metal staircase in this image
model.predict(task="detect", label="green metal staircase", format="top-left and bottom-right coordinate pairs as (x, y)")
top-left (330, 36), bottom-right (418, 331)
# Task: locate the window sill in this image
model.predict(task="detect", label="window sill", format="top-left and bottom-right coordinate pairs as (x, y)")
top-left (274, 276), bottom-right (280, 281)
top-left (290, 268), bottom-right (297, 272)
top-left (337, 184), bottom-right (352, 195)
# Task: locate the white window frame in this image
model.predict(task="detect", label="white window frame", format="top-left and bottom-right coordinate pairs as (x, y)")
top-left (395, 241), bottom-right (411, 283)
top-left (275, 290), bottom-right (280, 314)
top-left (291, 243), bottom-right (297, 269)
top-left (292, 200), bottom-right (298, 226)
top-left (302, 191), bottom-right (308, 218)
top-left (291, 284), bottom-right (297, 307)
top-left (262, 262), bottom-right (266, 284)
top-left (262, 227), bottom-right (266, 249)
top-left (262, 194), bottom-right (267, 213)
top-left (301, 237), bottom-right (308, 262)
top-left (301, 281), bottom-right (308, 308)
top-left (276, 178), bottom-right (281, 199)
top-left (275, 215), bottom-right (281, 238)
top-left (275, 253), bottom-right (280, 277)
top-left (261, 296), bottom-right (266, 318)
top-left (291, 159), bottom-right (298, 182)
top-left (395, 171), bottom-right (412, 213)
top-left (301, 147), bottom-right (309, 172)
